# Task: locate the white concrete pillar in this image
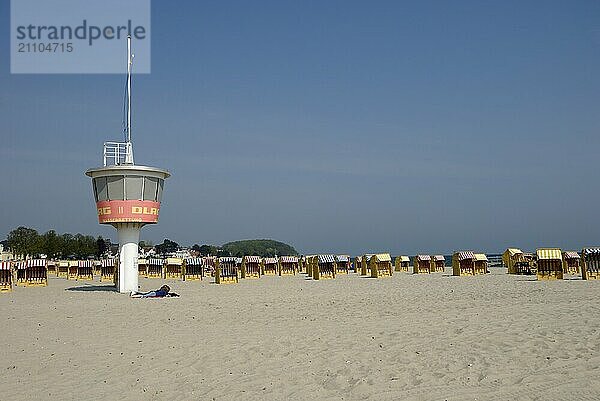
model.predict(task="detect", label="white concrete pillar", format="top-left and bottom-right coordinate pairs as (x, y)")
top-left (116, 223), bottom-right (141, 293)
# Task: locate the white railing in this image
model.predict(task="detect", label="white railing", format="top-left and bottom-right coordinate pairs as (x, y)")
top-left (103, 142), bottom-right (133, 166)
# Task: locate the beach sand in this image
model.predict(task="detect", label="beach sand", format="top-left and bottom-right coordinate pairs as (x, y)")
top-left (1, 269), bottom-right (599, 401)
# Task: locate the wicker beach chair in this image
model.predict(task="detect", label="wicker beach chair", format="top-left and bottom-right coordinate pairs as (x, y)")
top-left (562, 251), bottom-right (580, 275)
top-left (536, 249), bottom-right (563, 280)
top-left (215, 257), bottom-right (238, 284)
top-left (100, 258), bottom-right (116, 282)
top-left (57, 261), bottom-right (69, 278)
top-left (77, 260), bottom-right (94, 281)
top-left (452, 251), bottom-right (475, 276)
top-left (183, 258), bottom-right (203, 281)
top-left (414, 255), bottom-right (431, 274)
top-left (147, 258), bottom-right (164, 278)
top-left (279, 256), bottom-right (298, 276)
top-left (313, 255), bottom-right (336, 280)
top-left (26, 259), bottom-right (48, 286)
top-left (394, 256), bottom-right (410, 272)
top-left (67, 261), bottom-right (78, 280)
top-left (334, 255), bottom-right (350, 274)
top-left (581, 248), bottom-right (600, 280)
top-left (241, 256), bottom-right (261, 279)
top-left (430, 255), bottom-right (445, 273)
top-left (0, 261), bottom-right (12, 292)
top-left (262, 257), bottom-right (278, 276)
top-left (14, 261), bottom-right (27, 286)
top-left (370, 253), bottom-right (393, 278)
top-left (164, 258), bottom-right (184, 280)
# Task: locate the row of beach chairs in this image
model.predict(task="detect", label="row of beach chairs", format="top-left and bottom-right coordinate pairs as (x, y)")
top-left (0, 258), bottom-right (119, 292)
top-left (0, 259), bottom-right (48, 291)
top-left (137, 256), bottom-right (302, 284)
top-left (503, 248), bottom-right (600, 280)
top-left (300, 254), bottom-right (392, 280)
top-left (4, 247), bottom-right (599, 292)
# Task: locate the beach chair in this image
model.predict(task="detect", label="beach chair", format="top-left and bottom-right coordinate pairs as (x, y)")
top-left (57, 261), bottom-right (69, 278)
top-left (304, 255), bottom-right (316, 277)
top-left (562, 251), bottom-right (580, 275)
top-left (100, 258), bottom-right (116, 282)
top-left (164, 258), bottom-right (184, 280)
top-left (77, 260), bottom-right (94, 281)
top-left (536, 248), bottom-right (563, 280)
top-left (14, 261), bottom-right (27, 286)
top-left (93, 261), bottom-right (102, 276)
top-left (413, 255), bottom-right (431, 274)
top-left (581, 248), bottom-right (600, 280)
top-left (369, 253), bottom-right (393, 278)
top-left (203, 256), bottom-right (216, 277)
top-left (47, 260), bottom-right (57, 276)
top-left (137, 258), bottom-right (148, 278)
top-left (262, 258), bottom-right (278, 276)
top-left (394, 256), bottom-right (410, 272)
top-left (279, 256), bottom-right (298, 276)
top-left (313, 255), bottom-right (336, 280)
top-left (360, 254), bottom-right (374, 276)
top-left (517, 254), bottom-right (535, 275)
top-left (0, 261), bottom-right (12, 292)
top-left (67, 261), bottom-right (78, 280)
top-left (241, 256), bottom-right (262, 279)
top-left (335, 255), bottom-right (351, 275)
top-left (354, 256), bottom-right (362, 274)
top-left (183, 258), bottom-right (203, 281)
top-left (509, 252), bottom-right (536, 275)
top-left (300, 256), bottom-right (309, 274)
top-left (430, 255), bottom-right (445, 273)
top-left (503, 248), bottom-right (523, 274)
top-left (452, 251), bottom-right (475, 276)
top-left (26, 259), bottom-right (48, 287)
top-left (235, 257), bottom-right (243, 277)
top-left (147, 258), bottom-right (164, 278)
top-left (215, 257), bottom-right (238, 284)
top-left (113, 259), bottom-right (119, 286)
top-left (473, 254), bottom-right (489, 275)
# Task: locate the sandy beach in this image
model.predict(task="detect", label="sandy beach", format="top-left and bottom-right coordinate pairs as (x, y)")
top-left (1, 269), bottom-right (599, 401)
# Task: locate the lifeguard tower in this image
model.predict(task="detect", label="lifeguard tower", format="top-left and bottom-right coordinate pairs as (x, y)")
top-left (86, 37), bottom-right (170, 293)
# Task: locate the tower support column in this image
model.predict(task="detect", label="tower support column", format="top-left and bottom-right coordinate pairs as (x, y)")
top-left (116, 223), bottom-right (142, 293)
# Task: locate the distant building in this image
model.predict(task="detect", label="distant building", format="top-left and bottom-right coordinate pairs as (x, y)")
top-left (0, 244), bottom-right (14, 261)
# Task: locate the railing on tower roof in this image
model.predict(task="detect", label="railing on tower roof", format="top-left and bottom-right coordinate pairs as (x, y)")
top-left (103, 141), bottom-right (133, 167)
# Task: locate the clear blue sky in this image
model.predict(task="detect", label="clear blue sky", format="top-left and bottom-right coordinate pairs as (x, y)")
top-left (1, 1), bottom-right (599, 255)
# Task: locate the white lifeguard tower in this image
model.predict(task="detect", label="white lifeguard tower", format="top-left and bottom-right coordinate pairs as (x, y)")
top-left (86, 36), bottom-right (170, 293)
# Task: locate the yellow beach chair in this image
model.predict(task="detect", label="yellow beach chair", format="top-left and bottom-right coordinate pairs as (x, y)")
top-left (370, 253), bottom-right (393, 278)
top-left (413, 255), bottom-right (431, 274)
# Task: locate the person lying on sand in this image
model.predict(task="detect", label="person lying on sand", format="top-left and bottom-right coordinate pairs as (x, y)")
top-left (130, 285), bottom-right (179, 298)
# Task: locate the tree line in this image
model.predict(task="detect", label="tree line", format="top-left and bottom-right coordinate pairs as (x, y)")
top-left (5, 226), bottom-right (107, 259)
top-left (192, 239), bottom-right (298, 258)
top-left (3, 226), bottom-right (299, 259)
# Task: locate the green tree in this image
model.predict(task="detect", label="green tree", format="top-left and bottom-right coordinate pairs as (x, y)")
top-left (198, 244), bottom-right (218, 256)
top-left (7, 226), bottom-right (39, 258)
top-left (155, 239), bottom-right (179, 255)
top-left (59, 233), bottom-right (75, 258)
top-left (41, 230), bottom-right (60, 259)
top-left (221, 239), bottom-right (298, 258)
top-left (96, 236), bottom-right (107, 257)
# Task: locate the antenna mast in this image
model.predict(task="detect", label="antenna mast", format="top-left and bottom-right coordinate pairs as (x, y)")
top-left (125, 35), bottom-right (134, 164)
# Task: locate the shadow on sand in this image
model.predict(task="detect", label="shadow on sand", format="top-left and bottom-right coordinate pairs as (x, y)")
top-left (66, 284), bottom-right (117, 292)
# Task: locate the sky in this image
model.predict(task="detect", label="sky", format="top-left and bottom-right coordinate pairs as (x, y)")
top-left (1, 0), bottom-right (599, 255)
